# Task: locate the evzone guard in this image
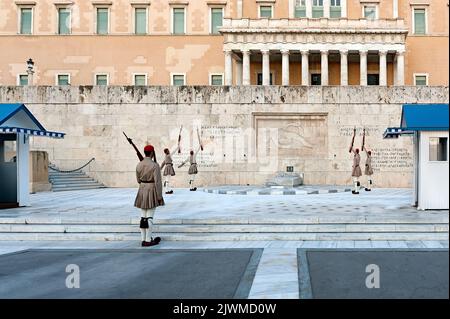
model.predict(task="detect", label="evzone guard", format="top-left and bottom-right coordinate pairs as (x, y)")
top-left (160, 126), bottom-right (182, 194)
top-left (362, 128), bottom-right (374, 191)
top-left (178, 128), bottom-right (204, 191)
top-left (349, 127), bottom-right (362, 195)
top-left (124, 132), bottom-right (163, 247)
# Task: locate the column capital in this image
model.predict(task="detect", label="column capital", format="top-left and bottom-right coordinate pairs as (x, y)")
top-left (320, 50), bottom-right (329, 55)
top-left (224, 49), bottom-right (232, 55)
top-left (396, 49), bottom-right (405, 56)
top-left (359, 50), bottom-right (368, 56)
top-left (379, 50), bottom-right (388, 56)
top-left (261, 49), bottom-right (270, 55)
top-left (300, 50), bottom-right (309, 56)
top-left (340, 49), bottom-right (349, 55)
top-left (280, 49), bottom-right (290, 55)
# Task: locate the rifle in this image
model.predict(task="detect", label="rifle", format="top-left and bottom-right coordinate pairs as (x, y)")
top-left (178, 126), bottom-right (182, 154)
top-left (123, 131), bottom-right (144, 161)
top-left (349, 127), bottom-right (356, 153)
top-left (197, 127), bottom-right (204, 151)
top-left (362, 128), bottom-right (366, 151)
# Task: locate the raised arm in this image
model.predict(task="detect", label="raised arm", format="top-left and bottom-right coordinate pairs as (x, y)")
top-left (170, 145), bottom-right (180, 156)
top-left (178, 156), bottom-right (189, 168)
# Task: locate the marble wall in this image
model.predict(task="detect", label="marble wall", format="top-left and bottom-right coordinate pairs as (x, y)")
top-left (0, 86), bottom-right (448, 188)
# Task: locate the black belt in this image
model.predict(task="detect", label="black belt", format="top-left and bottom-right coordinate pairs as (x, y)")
top-left (166, 163), bottom-right (173, 166)
top-left (191, 163), bottom-right (197, 165)
top-left (140, 181), bottom-right (154, 183)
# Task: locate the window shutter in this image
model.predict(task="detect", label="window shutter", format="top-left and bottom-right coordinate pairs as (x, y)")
top-left (59, 9), bottom-right (70, 34)
top-left (211, 8), bottom-right (223, 34)
top-left (97, 8), bottom-right (109, 34)
top-left (21, 9), bottom-right (32, 34)
top-left (173, 8), bottom-right (185, 34)
top-left (135, 8), bottom-right (147, 34)
top-left (414, 9), bottom-right (426, 34)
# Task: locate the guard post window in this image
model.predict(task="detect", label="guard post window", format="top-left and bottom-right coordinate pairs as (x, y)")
top-left (96, 74), bottom-right (108, 85)
top-left (210, 7), bottom-right (223, 34)
top-left (20, 7), bottom-right (33, 34)
top-left (312, 0), bottom-right (324, 18)
top-left (294, 0), bottom-right (306, 18)
top-left (96, 7), bottom-right (109, 35)
top-left (429, 137), bottom-right (448, 162)
top-left (58, 7), bottom-right (71, 34)
top-left (415, 74), bottom-right (428, 86)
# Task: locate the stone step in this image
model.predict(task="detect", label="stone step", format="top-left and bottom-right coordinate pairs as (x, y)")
top-left (52, 185), bottom-right (106, 192)
top-left (49, 172), bottom-right (86, 177)
top-left (0, 223), bottom-right (447, 233)
top-left (49, 176), bottom-right (94, 181)
top-left (0, 232), bottom-right (447, 241)
top-left (51, 179), bottom-right (99, 185)
top-left (1, 216), bottom-right (447, 225)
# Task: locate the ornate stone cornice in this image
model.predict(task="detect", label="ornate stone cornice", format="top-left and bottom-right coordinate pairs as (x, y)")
top-left (220, 18), bottom-right (409, 35)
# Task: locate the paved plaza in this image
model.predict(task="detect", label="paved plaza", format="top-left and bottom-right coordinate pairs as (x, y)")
top-left (0, 187), bottom-right (448, 298)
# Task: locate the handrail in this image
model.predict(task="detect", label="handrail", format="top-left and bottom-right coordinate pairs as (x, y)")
top-left (48, 157), bottom-right (95, 173)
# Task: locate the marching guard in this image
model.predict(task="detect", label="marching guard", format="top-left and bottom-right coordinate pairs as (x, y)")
top-left (362, 128), bottom-right (374, 191)
top-left (349, 128), bottom-right (362, 194)
top-left (161, 127), bottom-right (182, 194)
top-left (178, 128), bottom-right (204, 191)
top-left (134, 144), bottom-right (164, 247)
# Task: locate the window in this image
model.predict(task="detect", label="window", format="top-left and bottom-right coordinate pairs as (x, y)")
top-left (312, 0), bottom-right (324, 18)
top-left (58, 8), bottom-right (71, 34)
top-left (368, 74), bottom-right (379, 85)
top-left (330, 0), bottom-right (341, 18)
top-left (57, 74), bottom-right (70, 86)
top-left (210, 7), bottom-right (223, 34)
top-left (172, 74), bottom-right (185, 86)
top-left (257, 73), bottom-right (273, 85)
top-left (18, 74), bottom-right (28, 86)
top-left (364, 5), bottom-right (377, 20)
top-left (429, 137), bottom-right (448, 162)
top-left (134, 74), bottom-right (147, 86)
top-left (172, 8), bottom-right (185, 34)
top-left (294, 0), bottom-right (306, 17)
top-left (413, 8), bottom-right (426, 35)
top-left (96, 8), bottom-right (109, 34)
top-left (294, 0), bottom-right (306, 18)
top-left (311, 73), bottom-right (321, 85)
top-left (20, 8), bottom-right (33, 34)
top-left (259, 6), bottom-right (273, 18)
top-left (414, 74), bottom-right (428, 86)
top-left (95, 74), bottom-right (108, 85)
top-left (210, 74), bottom-right (223, 85)
top-left (135, 8), bottom-right (147, 34)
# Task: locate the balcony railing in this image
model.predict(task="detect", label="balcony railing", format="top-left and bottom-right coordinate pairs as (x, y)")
top-left (220, 18), bottom-right (408, 34)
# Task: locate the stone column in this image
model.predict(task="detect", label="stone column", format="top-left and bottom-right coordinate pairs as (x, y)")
top-left (321, 50), bottom-right (329, 86)
top-left (379, 50), bottom-right (387, 86)
top-left (261, 49), bottom-right (270, 85)
top-left (340, 50), bottom-right (348, 86)
top-left (301, 50), bottom-right (309, 85)
top-left (360, 50), bottom-right (368, 86)
top-left (281, 50), bottom-right (290, 86)
top-left (242, 50), bottom-right (251, 85)
top-left (237, 0), bottom-right (243, 18)
top-left (224, 50), bottom-right (233, 85)
top-left (324, 0), bottom-right (330, 18)
top-left (341, 0), bottom-right (347, 18)
top-left (236, 60), bottom-right (243, 85)
top-left (306, 0), bottom-right (312, 18)
top-left (393, 0), bottom-right (398, 18)
top-left (396, 50), bottom-right (405, 86)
